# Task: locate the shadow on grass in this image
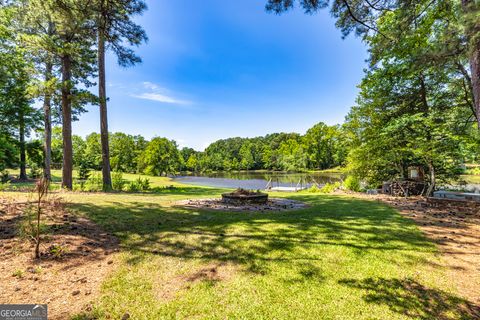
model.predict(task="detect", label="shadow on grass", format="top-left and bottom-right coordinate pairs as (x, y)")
top-left (339, 277), bottom-right (480, 320)
top-left (70, 195), bottom-right (436, 267)
top-left (66, 193), bottom-right (480, 317)
top-left (2, 179), bottom-right (227, 196)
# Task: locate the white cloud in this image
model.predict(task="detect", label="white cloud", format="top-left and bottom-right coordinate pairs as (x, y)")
top-left (131, 82), bottom-right (192, 105)
top-left (133, 93), bottom-right (190, 105)
top-left (142, 81), bottom-right (160, 91)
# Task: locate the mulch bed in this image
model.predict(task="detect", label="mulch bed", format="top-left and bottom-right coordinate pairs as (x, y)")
top-left (0, 195), bottom-right (119, 320)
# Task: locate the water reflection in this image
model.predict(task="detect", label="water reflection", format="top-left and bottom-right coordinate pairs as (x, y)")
top-left (173, 172), bottom-right (343, 190)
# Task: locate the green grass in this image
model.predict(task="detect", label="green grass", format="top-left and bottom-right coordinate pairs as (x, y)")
top-left (1, 169), bottom-right (181, 191)
top-left (57, 189), bottom-right (475, 320)
top-left (308, 166), bottom-right (346, 174)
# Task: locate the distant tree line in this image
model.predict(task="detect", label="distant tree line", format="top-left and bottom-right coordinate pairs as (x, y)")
top-left (24, 122), bottom-right (347, 176)
top-left (191, 123), bottom-right (348, 172)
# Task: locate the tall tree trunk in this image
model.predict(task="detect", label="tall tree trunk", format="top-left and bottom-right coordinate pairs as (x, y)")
top-left (61, 55), bottom-right (73, 190)
top-left (426, 161), bottom-right (435, 197)
top-left (43, 61), bottom-right (53, 181)
top-left (469, 48), bottom-right (480, 129)
top-left (462, 0), bottom-right (480, 128)
top-left (19, 109), bottom-right (27, 180)
top-left (98, 28), bottom-right (112, 190)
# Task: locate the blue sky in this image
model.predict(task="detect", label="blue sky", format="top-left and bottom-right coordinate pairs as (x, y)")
top-left (73, 0), bottom-right (368, 151)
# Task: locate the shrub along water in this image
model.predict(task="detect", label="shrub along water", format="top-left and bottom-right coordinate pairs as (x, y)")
top-left (344, 176), bottom-right (361, 192)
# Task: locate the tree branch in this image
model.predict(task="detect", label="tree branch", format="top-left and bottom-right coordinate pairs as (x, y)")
top-left (342, 0), bottom-right (389, 38)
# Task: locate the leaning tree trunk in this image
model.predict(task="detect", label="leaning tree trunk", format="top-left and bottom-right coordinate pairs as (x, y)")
top-left (61, 54), bottom-right (73, 190)
top-left (19, 108), bottom-right (27, 180)
top-left (43, 60), bottom-right (53, 181)
top-left (98, 28), bottom-right (112, 190)
top-left (462, 0), bottom-right (480, 128)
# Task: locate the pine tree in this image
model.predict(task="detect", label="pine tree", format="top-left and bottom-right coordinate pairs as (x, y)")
top-left (33, 0), bottom-right (97, 189)
top-left (0, 4), bottom-right (40, 180)
top-left (95, 0), bottom-right (147, 190)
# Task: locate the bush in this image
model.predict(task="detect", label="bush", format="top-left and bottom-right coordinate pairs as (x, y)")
top-left (84, 173), bottom-right (103, 192)
top-left (29, 163), bottom-right (42, 179)
top-left (124, 182), bottom-right (138, 192)
top-left (1, 170), bottom-right (10, 183)
top-left (465, 167), bottom-right (480, 175)
top-left (0, 181), bottom-right (10, 191)
top-left (124, 177), bottom-right (150, 192)
top-left (308, 182), bottom-right (341, 193)
top-left (112, 172), bottom-right (126, 191)
top-left (18, 205), bottom-right (50, 240)
top-left (73, 182), bottom-right (82, 191)
top-left (344, 175), bottom-right (361, 192)
top-left (77, 162), bottom-right (91, 181)
top-left (138, 177), bottom-right (150, 191)
top-left (73, 181), bottom-right (86, 192)
top-left (320, 182), bottom-right (341, 193)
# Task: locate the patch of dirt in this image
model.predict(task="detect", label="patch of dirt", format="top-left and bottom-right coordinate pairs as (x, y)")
top-left (155, 263), bottom-right (237, 301)
top-left (175, 198), bottom-right (308, 212)
top-left (349, 193), bottom-right (480, 306)
top-left (0, 196), bottom-right (119, 320)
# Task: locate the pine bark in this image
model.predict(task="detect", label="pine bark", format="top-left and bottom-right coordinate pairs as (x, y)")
top-left (43, 61), bottom-right (53, 181)
top-left (98, 25), bottom-right (112, 190)
top-left (462, 0), bottom-right (480, 128)
top-left (19, 109), bottom-right (27, 180)
top-left (61, 54), bottom-right (73, 190)
top-left (470, 47), bottom-right (480, 129)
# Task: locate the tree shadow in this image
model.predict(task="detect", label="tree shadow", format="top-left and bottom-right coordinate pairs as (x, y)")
top-left (64, 193), bottom-right (480, 317)
top-left (0, 214), bottom-right (23, 240)
top-left (69, 195), bottom-right (437, 274)
top-left (0, 198), bottom-right (118, 264)
top-left (338, 277), bottom-right (480, 320)
top-left (40, 214), bottom-right (119, 265)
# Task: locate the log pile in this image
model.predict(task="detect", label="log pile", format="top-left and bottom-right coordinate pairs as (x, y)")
top-left (382, 180), bottom-right (426, 197)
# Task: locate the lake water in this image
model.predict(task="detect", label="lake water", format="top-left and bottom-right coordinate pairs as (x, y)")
top-left (172, 172), bottom-right (480, 192)
top-left (172, 172), bottom-right (343, 190)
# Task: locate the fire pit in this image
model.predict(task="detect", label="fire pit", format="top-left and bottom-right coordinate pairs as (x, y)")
top-left (222, 188), bottom-right (268, 205)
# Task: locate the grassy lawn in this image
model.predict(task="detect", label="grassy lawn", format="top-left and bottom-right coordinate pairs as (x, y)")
top-left (1, 169), bottom-right (185, 193)
top-left (51, 187), bottom-right (472, 319)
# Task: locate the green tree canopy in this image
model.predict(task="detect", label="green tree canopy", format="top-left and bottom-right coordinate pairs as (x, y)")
top-left (138, 137), bottom-right (182, 176)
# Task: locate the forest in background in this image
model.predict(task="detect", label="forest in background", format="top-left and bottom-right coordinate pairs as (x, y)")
top-left (4, 114), bottom-right (479, 190)
top-left (35, 122), bottom-right (348, 175)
